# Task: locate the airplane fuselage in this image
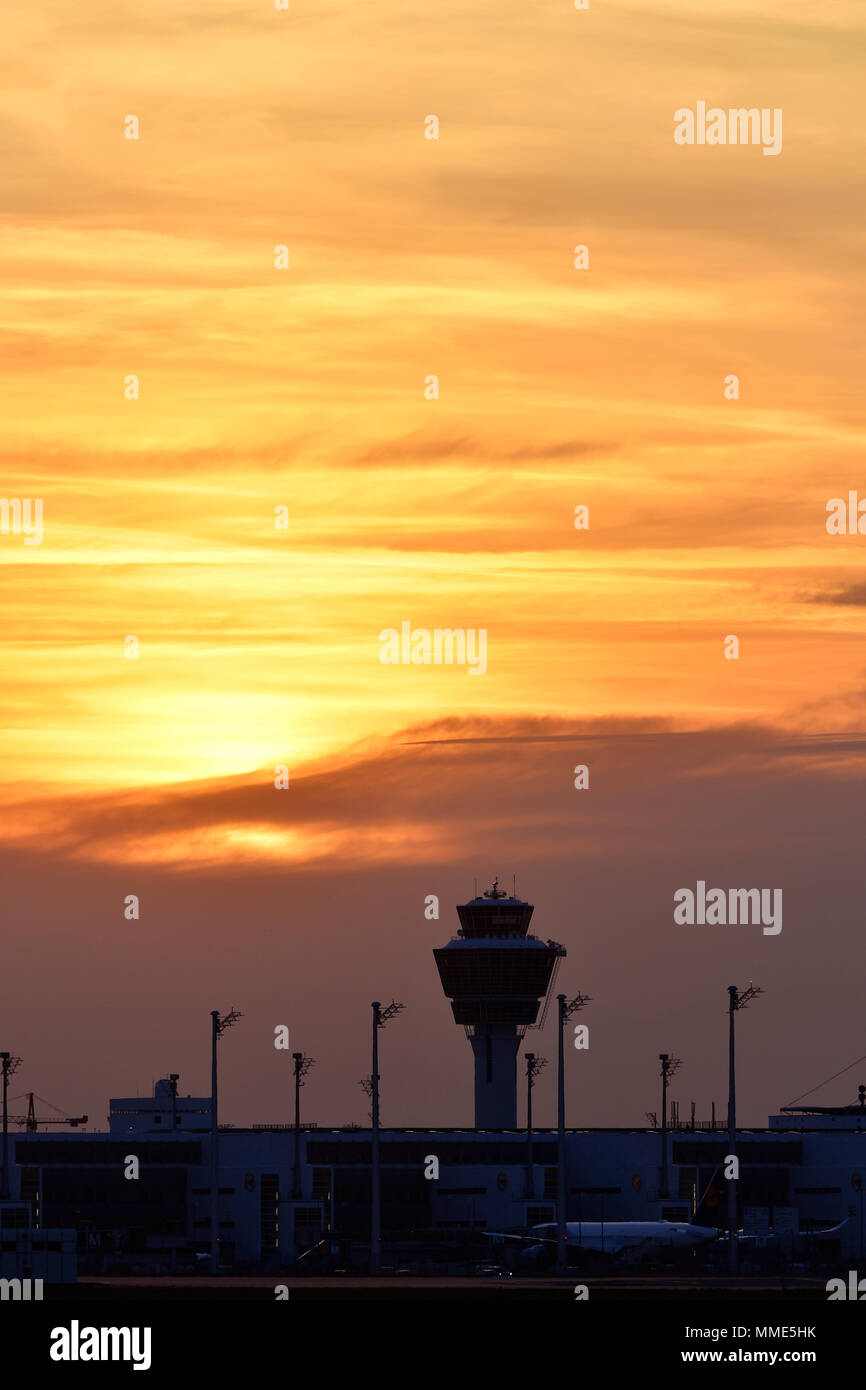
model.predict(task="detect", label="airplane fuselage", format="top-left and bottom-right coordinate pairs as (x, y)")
top-left (530, 1220), bottom-right (718, 1255)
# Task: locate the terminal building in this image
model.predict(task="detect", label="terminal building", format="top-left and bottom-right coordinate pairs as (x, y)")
top-left (2, 888), bottom-right (866, 1273)
top-left (5, 1093), bottom-right (866, 1272)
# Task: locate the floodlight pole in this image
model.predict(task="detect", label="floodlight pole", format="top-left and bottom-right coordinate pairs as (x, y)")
top-left (726, 982), bottom-right (763, 1276)
top-left (370, 1000), bottom-right (404, 1274)
top-left (659, 1053), bottom-right (680, 1200)
top-left (210, 1008), bottom-right (242, 1274)
top-left (727, 987), bottom-right (738, 1276)
top-left (556, 991), bottom-right (591, 1273)
top-left (525, 1054), bottom-right (535, 1197)
top-left (293, 1053), bottom-right (302, 1199)
top-left (371, 1003), bottom-right (382, 1273)
top-left (0, 1054), bottom-right (10, 1200)
top-left (291, 1053), bottom-right (314, 1200)
top-left (661, 1055), bottom-right (670, 1198)
top-left (210, 1012), bottom-right (219, 1273)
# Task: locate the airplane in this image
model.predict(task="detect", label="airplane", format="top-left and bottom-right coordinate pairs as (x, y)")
top-left (535, 1220), bottom-right (718, 1254)
top-left (488, 1214), bottom-right (853, 1266)
top-left (487, 1220), bottom-right (720, 1265)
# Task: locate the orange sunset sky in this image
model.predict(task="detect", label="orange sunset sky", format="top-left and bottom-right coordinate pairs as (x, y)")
top-left (1, 0), bottom-right (865, 1130)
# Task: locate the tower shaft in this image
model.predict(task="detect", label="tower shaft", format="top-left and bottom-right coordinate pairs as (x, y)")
top-left (470, 1027), bottom-right (521, 1128)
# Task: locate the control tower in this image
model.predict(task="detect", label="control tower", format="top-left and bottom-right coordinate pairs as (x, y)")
top-left (433, 881), bottom-right (565, 1128)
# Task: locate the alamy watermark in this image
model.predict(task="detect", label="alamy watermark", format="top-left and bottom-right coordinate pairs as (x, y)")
top-left (826, 492), bottom-right (866, 535)
top-left (0, 498), bottom-right (43, 545)
top-left (379, 622), bottom-right (487, 675)
top-left (674, 103), bottom-right (782, 157)
top-left (49, 1322), bottom-right (151, 1370)
top-left (0, 1277), bottom-right (43, 1300)
top-left (827, 1271), bottom-right (866, 1300)
top-left (674, 881), bottom-right (782, 935)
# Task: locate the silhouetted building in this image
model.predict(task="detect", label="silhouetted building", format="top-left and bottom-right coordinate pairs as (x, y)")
top-left (5, 1077), bottom-right (866, 1273)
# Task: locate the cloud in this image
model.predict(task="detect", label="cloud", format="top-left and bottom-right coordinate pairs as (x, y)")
top-left (357, 433), bottom-right (620, 465)
top-left (5, 710), bottom-right (866, 871)
top-left (807, 582), bottom-right (866, 607)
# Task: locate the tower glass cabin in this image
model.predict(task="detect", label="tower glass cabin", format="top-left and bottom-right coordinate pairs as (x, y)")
top-left (433, 882), bottom-right (565, 1128)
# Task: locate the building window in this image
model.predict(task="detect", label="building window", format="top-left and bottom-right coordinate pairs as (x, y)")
top-left (526, 1206), bottom-right (554, 1224)
top-left (678, 1167), bottom-right (697, 1201)
top-left (436, 1187), bottom-right (487, 1197)
top-left (312, 1168), bottom-right (331, 1201)
top-left (261, 1175), bottom-right (279, 1253)
top-left (0, 1209), bottom-right (29, 1229)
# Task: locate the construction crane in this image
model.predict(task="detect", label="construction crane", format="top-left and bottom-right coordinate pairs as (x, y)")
top-left (9, 1093), bottom-right (87, 1131)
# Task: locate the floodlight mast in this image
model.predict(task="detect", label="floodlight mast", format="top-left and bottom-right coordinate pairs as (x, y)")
top-left (556, 991), bottom-right (592, 1272)
top-left (370, 1000), bottom-right (404, 1274)
top-left (658, 1053), bottom-right (682, 1199)
top-left (0, 1053), bottom-right (22, 1200)
top-left (169, 1073), bottom-right (179, 1132)
top-left (292, 1052), bottom-right (315, 1200)
top-left (727, 983), bottom-right (763, 1274)
top-left (210, 1008), bottom-right (243, 1273)
top-left (524, 1053), bottom-right (547, 1197)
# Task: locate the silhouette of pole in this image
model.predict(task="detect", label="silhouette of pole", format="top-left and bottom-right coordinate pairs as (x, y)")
top-left (210, 1012), bottom-right (219, 1272)
top-left (370, 1000), bottom-right (404, 1274)
top-left (556, 992), bottom-right (591, 1272)
top-left (525, 1054), bottom-right (535, 1197)
top-left (727, 988), bottom-right (737, 1276)
top-left (0, 1055), bottom-right (21, 1202)
top-left (524, 1054), bottom-right (545, 1197)
top-left (291, 1052), bottom-right (314, 1201)
top-left (371, 1003), bottom-right (381, 1273)
top-left (661, 1057), bottom-right (669, 1197)
top-left (210, 1008), bottom-right (242, 1274)
top-left (556, 998), bottom-right (566, 1271)
top-left (726, 982), bottom-right (763, 1276)
top-left (659, 1054), bottom-right (681, 1200)
top-left (0, 1054), bottom-right (10, 1200)
top-left (293, 1053), bottom-right (302, 1200)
